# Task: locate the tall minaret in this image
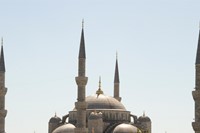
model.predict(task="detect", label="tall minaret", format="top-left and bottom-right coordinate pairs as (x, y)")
top-left (0, 38), bottom-right (7, 133)
top-left (192, 28), bottom-right (200, 133)
top-left (114, 54), bottom-right (121, 102)
top-left (74, 21), bottom-right (88, 133)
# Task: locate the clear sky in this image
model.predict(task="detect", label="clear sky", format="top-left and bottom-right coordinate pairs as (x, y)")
top-left (0, 0), bottom-right (199, 133)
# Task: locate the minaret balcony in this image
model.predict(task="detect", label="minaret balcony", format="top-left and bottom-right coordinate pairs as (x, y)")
top-left (192, 90), bottom-right (200, 101)
top-left (192, 122), bottom-right (200, 131)
top-left (0, 109), bottom-right (7, 117)
top-left (75, 101), bottom-right (87, 109)
top-left (0, 87), bottom-right (7, 96)
top-left (75, 77), bottom-right (88, 86)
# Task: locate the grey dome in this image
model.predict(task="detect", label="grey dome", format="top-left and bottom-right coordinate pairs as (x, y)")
top-left (85, 94), bottom-right (126, 110)
top-left (52, 123), bottom-right (75, 133)
top-left (138, 115), bottom-right (151, 122)
top-left (113, 123), bottom-right (141, 133)
top-left (49, 115), bottom-right (61, 123)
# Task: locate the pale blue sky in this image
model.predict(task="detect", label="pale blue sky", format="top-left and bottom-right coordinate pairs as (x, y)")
top-left (0, 0), bottom-right (199, 133)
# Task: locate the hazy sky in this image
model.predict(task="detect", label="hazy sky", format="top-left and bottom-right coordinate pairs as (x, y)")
top-left (0, 0), bottom-right (199, 133)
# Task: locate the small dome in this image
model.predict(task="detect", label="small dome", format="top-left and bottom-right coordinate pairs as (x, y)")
top-left (49, 115), bottom-right (61, 123)
top-left (138, 113), bottom-right (151, 122)
top-left (113, 123), bottom-right (141, 133)
top-left (85, 94), bottom-right (126, 110)
top-left (52, 123), bottom-right (75, 133)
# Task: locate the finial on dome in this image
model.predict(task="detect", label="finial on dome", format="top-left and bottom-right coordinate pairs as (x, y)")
top-left (96, 76), bottom-right (103, 96)
top-left (143, 111), bottom-right (145, 117)
top-left (99, 76), bottom-right (101, 89)
top-left (54, 112), bottom-right (57, 117)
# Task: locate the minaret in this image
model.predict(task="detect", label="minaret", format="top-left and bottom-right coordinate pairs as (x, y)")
top-left (74, 21), bottom-right (88, 133)
top-left (114, 53), bottom-right (121, 101)
top-left (192, 28), bottom-right (200, 133)
top-left (0, 38), bottom-right (7, 133)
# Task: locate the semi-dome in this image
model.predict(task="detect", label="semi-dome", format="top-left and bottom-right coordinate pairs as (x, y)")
top-left (113, 123), bottom-right (141, 133)
top-left (52, 123), bottom-right (75, 133)
top-left (85, 94), bottom-right (126, 110)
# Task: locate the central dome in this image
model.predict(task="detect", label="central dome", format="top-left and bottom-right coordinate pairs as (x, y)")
top-left (85, 94), bottom-right (126, 110)
top-left (52, 123), bottom-right (75, 133)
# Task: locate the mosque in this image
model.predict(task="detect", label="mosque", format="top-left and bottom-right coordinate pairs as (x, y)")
top-left (2, 24), bottom-right (200, 133)
top-left (1, 24), bottom-right (200, 133)
top-left (47, 24), bottom-right (152, 133)
top-left (0, 23), bottom-right (152, 133)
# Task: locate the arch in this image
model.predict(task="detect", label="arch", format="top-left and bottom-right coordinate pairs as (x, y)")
top-left (61, 114), bottom-right (69, 124)
top-left (130, 114), bottom-right (137, 123)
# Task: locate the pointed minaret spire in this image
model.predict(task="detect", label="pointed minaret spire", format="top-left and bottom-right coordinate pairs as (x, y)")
top-left (0, 37), bottom-right (5, 72)
top-left (79, 20), bottom-right (86, 59)
top-left (114, 52), bottom-right (121, 101)
top-left (114, 52), bottom-right (120, 83)
top-left (196, 28), bottom-right (200, 64)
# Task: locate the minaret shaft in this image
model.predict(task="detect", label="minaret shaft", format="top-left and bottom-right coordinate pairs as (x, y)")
top-left (78, 59), bottom-right (86, 77)
top-left (114, 83), bottom-right (120, 98)
top-left (196, 65), bottom-right (200, 90)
